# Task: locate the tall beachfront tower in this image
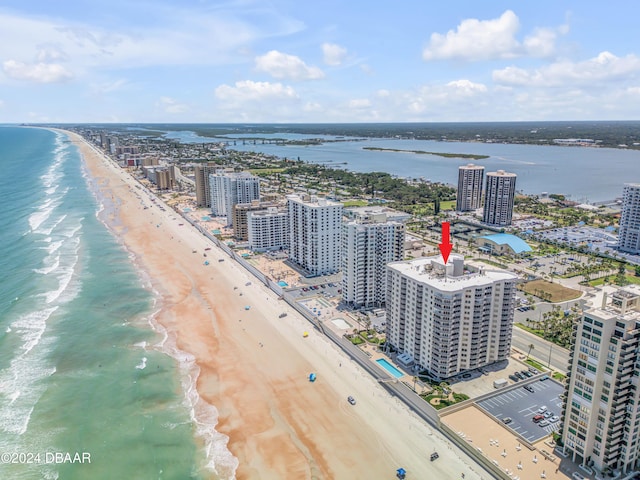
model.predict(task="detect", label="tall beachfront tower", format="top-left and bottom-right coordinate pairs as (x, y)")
top-left (194, 163), bottom-right (223, 207)
top-left (385, 254), bottom-right (517, 380)
top-left (561, 285), bottom-right (640, 475)
top-left (209, 171), bottom-right (261, 223)
top-left (341, 210), bottom-right (405, 308)
top-left (287, 194), bottom-right (343, 277)
top-left (456, 164), bottom-right (484, 211)
top-left (483, 170), bottom-right (517, 227)
top-left (618, 183), bottom-right (640, 254)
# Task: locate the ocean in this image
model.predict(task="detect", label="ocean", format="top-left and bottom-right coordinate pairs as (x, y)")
top-left (0, 127), bottom-right (234, 479)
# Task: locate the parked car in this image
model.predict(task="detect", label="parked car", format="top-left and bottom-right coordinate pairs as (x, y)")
top-left (509, 374), bottom-right (519, 382)
top-left (540, 375), bottom-right (550, 381)
top-left (502, 417), bottom-right (513, 425)
top-left (529, 367), bottom-right (539, 374)
top-left (524, 385), bottom-right (534, 393)
top-left (347, 396), bottom-right (356, 405)
top-left (550, 416), bottom-right (560, 423)
top-left (537, 406), bottom-right (547, 413)
top-left (532, 415), bottom-right (545, 423)
top-left (539, 420), bottom-right (550, 427)
top-left (515, 371), bottom-right (525, 380)
top-left (522, 370), bottom-right (533, 378)
top-left (430, 452), bottom-right (439, 461)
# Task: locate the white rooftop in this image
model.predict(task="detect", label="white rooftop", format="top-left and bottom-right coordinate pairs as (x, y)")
top-left (387, 254), bottom-right (517, 292)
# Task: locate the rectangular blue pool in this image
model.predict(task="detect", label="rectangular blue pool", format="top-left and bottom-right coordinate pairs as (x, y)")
top-left (277, 281), bottom-right (289, 287)
top-left (376, 358), bottom-right (404, 378)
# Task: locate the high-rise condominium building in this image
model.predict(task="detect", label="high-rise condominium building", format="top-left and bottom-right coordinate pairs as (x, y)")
top-left (456, 164), bottom-right (484, 212)
top-left (247, 207), bottom-right (289, 252)
top-left (287, 195), bottom-right (343, 277)
top-left (209, 171), bottom-right (261, 224)
top-left (194, 163), bottom-right (227, 207)
top-left (618, 183), bottom-right (640, 254)
top-left (342, 211), bottom-right (405, 308)
top-left (386, 254), bottom-right (517, 380)
top-left (483, 170), bottom-right (517, 227)
top-left (232, 200), bottom-right (278, 241)
top-left (562, 285), bottom-right (640, 475)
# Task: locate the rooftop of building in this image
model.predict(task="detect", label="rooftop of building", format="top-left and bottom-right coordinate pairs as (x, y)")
top-left (478, 233), bottom-right (532, 254)
top-left (459, 163), bottom-right (485, 170)
top-left (387, 254), bottom-right (517, 291)
top-left (286, 194), bottom-right (343, 208)
top-left (487, 170), bottom-right (516, 177)
top-left (585, 285), bottom-right (640, 323)
top-left (343, 205), bottom-right (411, 223)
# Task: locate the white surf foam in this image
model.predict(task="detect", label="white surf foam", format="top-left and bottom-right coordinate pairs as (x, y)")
top-left (135, 357), bottom-right (147, 370)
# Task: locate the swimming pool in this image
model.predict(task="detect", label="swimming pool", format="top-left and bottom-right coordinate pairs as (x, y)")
top-left (277, 281), bottom-right (289, 287)
top-left (376, 359), bottom-right (404, 378)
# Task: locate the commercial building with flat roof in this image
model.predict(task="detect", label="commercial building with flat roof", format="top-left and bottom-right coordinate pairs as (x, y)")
top-left (232, 200), bottom-right (278, 241)
top-left (456, 163), bottom-right (484, 212)
top-left (562, 285), bottom-right (640, 475)
top-left (483, 170), bottom-right (517, 227)
top-left (386, 254), bottom-right (517, 380)
top-left (618, 183), bottom-right (640, 254)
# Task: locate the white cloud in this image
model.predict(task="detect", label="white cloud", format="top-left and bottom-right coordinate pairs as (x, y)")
top-left (3, 60), bottom-right (73, 83)
top-left (445, 79), bottom-right (488, 95)
top-left (348, 98), bottom-right (371, 109)
top-left (422, 10), bottom-right (566, 61)
top-left (423, 10), bottom-right (521, 61)
top-left (215, 80), bottom-right (298, 101)
top-left (157, 96), bottom-right (188, 114)
top-left (322, 43), bottom-right (347, 66)
top-left (255, 50), bottom-right (324, 81)
top-left (36, 45), bottom-right (68, 62)
top-left (493, 51), bottom-right (640, 87)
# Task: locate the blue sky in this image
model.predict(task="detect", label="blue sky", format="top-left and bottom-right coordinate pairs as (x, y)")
top-left (1, 0), bottom-right (639, 123)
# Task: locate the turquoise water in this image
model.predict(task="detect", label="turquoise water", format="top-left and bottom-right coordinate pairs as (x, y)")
top-left (376, 359), bottom-right (404, 378)
top-left (0, 127), bottom-right (235, 479)
top-left (277, 281), bottom-right (288, 287)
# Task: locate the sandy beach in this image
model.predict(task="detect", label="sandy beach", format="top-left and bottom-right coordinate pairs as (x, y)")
top-left (65, 130), bottom-right (487, 479)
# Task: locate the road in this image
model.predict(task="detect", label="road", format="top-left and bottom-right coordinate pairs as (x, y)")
top-left (511, 326), bottom-right (570, 373)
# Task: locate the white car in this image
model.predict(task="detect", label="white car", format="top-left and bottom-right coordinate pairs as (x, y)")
top-left (347, 396), bottom-right (356, 405)
top-left (537, 406), bottom-right (547, 413)
top-left (550, 416), bottom-right (560, 423)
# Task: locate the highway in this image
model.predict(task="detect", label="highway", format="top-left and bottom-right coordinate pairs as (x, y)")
top-left (511, 325), bottom-right (570, 373)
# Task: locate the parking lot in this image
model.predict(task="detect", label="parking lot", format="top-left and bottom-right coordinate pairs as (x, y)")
top-left (477, 377), bottom-right (564, 443)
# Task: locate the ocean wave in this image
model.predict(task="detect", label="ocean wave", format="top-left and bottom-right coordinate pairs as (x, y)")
top-left (34, 254), bottom-right (60, 275)
top-left (36, 214), bottom-right (68, 236)
top-left (135, 357), bottom-right (148, 370)
top-left (145, 312), bottom-right (238, 479)
top-left (0, 309), bottom-right (58, 436)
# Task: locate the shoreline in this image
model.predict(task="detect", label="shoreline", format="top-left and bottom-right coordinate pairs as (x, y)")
top-left (59, 128), bottom-right (486, 479)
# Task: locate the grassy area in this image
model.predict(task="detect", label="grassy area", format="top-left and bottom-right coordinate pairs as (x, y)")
top-left (349, 336), bottom-right (364, 345)
top-left (515, 323), bottom-right (542, 336)
top-left (421, 392), bottom-right (470, 410)
top-left (525, 358), bottom-right (547, 371)
top-left (474, 258), bottom-right (509, 269)
top-left (519, 279), bottom-right (582, 303)
top-left (588, 275), bottom-right (640, 287)
top-left (343, 199), bottom-right (369, 207)
top-left (441, 199), bottom-right (456, 211)
top-left (552, 372), bottom-right (566, 381)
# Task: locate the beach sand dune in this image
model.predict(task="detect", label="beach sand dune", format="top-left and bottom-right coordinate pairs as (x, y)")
top-left (67, 130), bottom-right (486, 480)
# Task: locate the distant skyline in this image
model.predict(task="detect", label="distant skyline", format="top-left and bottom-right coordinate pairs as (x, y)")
top-left (1, 1), bottom-right (639, 123)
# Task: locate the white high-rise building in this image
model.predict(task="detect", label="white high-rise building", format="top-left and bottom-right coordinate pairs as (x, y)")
top-left (287, 195), bottom-right (343, 277)
top-left (483, 170), bottom-right (517, 227)
top-left (618, 183), bottom-right (640, 254)
top-left (386, 254), bottom-right (517, 380)
top-left (195, 164), bottom-right (228, 207)
top-left (342, 211), bottom-right (405, 308)
top-left (248, 207), bottom-right (289, 252)
top-left (209, 171), bottom-right (261, 223)
top-left (562, 285), bottom-right (640, 475)
top-left (456, 164), bottom-right (484, 212)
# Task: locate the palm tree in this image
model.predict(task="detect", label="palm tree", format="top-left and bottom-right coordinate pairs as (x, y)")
top-left (527, 344), bottom-right (535, 359)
